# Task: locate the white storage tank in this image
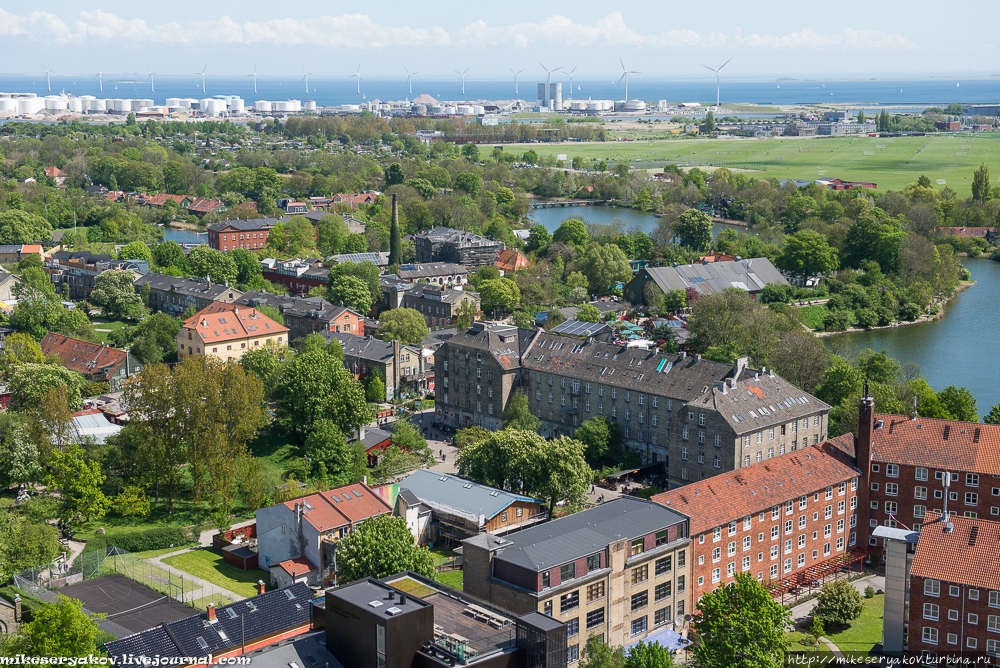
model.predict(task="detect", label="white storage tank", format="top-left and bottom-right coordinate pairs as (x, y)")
top-left (570, 101), bottom-right (587, 111)
top-left (45, 97), bottom-right (68, 110)
top-left (429, 105), bottom-right (444, 114)
top-left (67, 98), bottom-right (84, 112)
top-left (229, 98), bottom-right (245, 113)
top-left (304, 100), bottom-right (316, 111)
top-left (255, 100), bottom-right (271, 113)
top-left (133, 98), bottom-right (153, 108)
top-left (179, 98), bottom-right (197, 108)
top-left (341, 104), bottom-right (360, 113)
top-left (586, 101), bottom-right (602, 111)
top-left (18, 98), bottom-right (45, 114)
top-left (165, 98), bottom-right (181, 107)
top-left (0, 99), bottom-right (16, 112)
top-left (88, 99), bottom-right (106, 113)
top-left (288, 100), bottom-right (301, 112)
top-left (444, 106), bottom-right (457, 115)
top-left (412, 104), bottom-right (427, 115)
top-left (456, 105), bottom-right (474, 115)
top-left (625, 99), bottom-right (646, 111)
top-left (112, 99), bottom-right (132, 113)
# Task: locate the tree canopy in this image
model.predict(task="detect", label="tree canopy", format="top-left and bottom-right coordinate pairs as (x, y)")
top-left (335, 514), bottom-right (435, 582)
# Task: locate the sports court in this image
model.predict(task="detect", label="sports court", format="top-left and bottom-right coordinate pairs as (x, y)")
top-left (59, 574), bottom-right (194, 634)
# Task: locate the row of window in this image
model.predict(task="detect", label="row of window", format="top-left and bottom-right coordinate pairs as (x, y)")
top-left (873, 465), bottom-right (991, 490)
top-left (702, 485), bottom-right (857, 542)
top-left (920, 627), bottom-right (1000, 652)
top-left (923, 581), bottom-right (1000, 608)
top-left (706, 519), bottom-right (853, 563)
top-left (701, 537), bottom-right (853, 586)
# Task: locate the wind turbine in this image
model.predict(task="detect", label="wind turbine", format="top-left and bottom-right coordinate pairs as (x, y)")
top-left (147, 65), bottom-right (156, 94)
top-left (454, 68), bottom-right (469, 96)
top-left (617, 57), bottom-right (639, 101)
top-left (195, 65), bottom-right (207, 93)
top-left (248, 64), bottom-right (259, 94)
top-left (509, 68), bottom-right (524, 95)
top-left (301, 66), bottom-right (313, 95)
top-left (95, 64), bottom-right (104, 93)
top-left (405, 66), bottom-right (418, 95)
top-left (539, 62), bottom-right (562, 86)
top-left (566, 66), bottom-right (578, 97)
top-left (702, 58), bottom-right (732, 107)
top-left (42, 65), bottom-right (54, 92)
top-left (349, 66), bottom-right (362, 95)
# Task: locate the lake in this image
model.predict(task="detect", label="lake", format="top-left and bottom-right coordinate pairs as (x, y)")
top-left (527, 204), bottom-right (749, 239)
top-left (827, 257), bottom-right (1000, 414)
top-left (164, 226), bottom-right (206, 245)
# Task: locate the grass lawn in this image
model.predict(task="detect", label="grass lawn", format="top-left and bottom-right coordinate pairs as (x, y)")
top-left (436, 570), bottom-right (464, 590)
top-left (527, 134), bottom-right (1000, 192)
top-left (162, 548), bottom-right (269, 599)
top-left (428, 546), bottom-right (461, 568)
top-left (795, 304), bottom-right (829, 330)
top-left (90, 318), bottom-right (134, 333)
top-left (822, 593), bottom-right (885, 658)
top-left (133, 545), bottom-right (192, 559)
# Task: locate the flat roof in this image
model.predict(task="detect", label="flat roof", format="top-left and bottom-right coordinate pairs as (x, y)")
top-left (329, 578), bottom-right (431, 621)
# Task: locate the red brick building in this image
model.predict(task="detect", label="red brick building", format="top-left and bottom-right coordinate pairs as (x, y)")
top-left (651, 434), bottom-right (864, 604)
top-left (862, 409), bottom-right (1000, 549)
top-left (907, 512), bottom-right (1000, 662)
top-left (208, 218), bottom-right (277, 251)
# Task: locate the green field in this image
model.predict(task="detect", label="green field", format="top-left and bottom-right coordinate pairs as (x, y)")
top-left (529, 134), bottom-right (1000, 191)
top-left (163, 548), bottom-right (268, 599)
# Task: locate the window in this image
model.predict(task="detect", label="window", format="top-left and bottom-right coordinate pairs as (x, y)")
top-left (947, 633), bottom-right (958, 645)
top-left (967, 473), bottom-right (979, 487)
top-left (542, 572), bottom-right (550, 589)
top-left (969, 613), bottom-right (979, 625)
top-left (914, 505), bottom-right (926, 519)
top-left (743, 555), bottom-right (751, 571)
top-left (915, 486), bottom-right (927, 500)
top-left (630, 616), bottom-right (647, 637)
top-left (654, 607), bottom-right (670, 628)
top-left (784, 539), bottom-right (792, 554)
top-left (870, 482), bottom-right (879, 491)
top-left (682, 448), bottom-right (689, 461)
top-left (631, 591), bottom-right (648, 612)
top-left (655, 582), bottom-right (672, 601)
top-left (631, 565), bottom-right (648, 584)
top-left (784, 520), bottom-right (793, 534)
top-left (948, 608), bottom-right (959, 620)
top-left (923, 603), bottom-right (939, 621)
top-left (587, 582), bottom-right (605, 602)
top-left (966, 493), bottom-right (978, 506)
top-left (772, 506), bottom-right (781, 520)
top-left (924, 579), bottom-right (940, 597)
top-left (728, 541), bottom-right (737, 557)
top-left (770, 564), bottom-right (779, 579)
top-left (560, 591), bottom-right (579, 612)
top-left (631, 538), bottom-right (645, 556)
top-left (916, 467), bottom-right (928, 481)
top-left (886, 464), bottom-right (899, 478)
top-left (784, 558), bottom-right (792, 573)
top-left (798, 535), bottom-right (806, 549)
top-left (712, 568), bottom-right (721, 583)
top-left (676, 575), bottom-right (685, 592)
top-left (713, 527), bottom-right (722, 541)
top-left (886, 483), bottom-right (898, 496)
top-left (990, 590), bottom-right (999, 607)
top-left (712, 547), bottom-right (721, 562)
top-left (587, 554), bottom-right (601, 572)
top-left (799, 496), bottom-right (808, 510)
top-left (655, 556), bottom-right (672, 575)
top-left (586, 608), bottom-right (605, 629)
top-left (743, 536), bottom-right (752, 551)
top-left (561, 563), bottom-right (575, 581)
top-left (885, 502), bottom-right (897, 514)
top-left (771, 525), bottom-right (779, 540)
top-left (544, 601), bottom-right (552, 616)
top-left (770, 545), bottom-right (779, 560)
top-left (989, 615), bottom-right (1000, 632)
top-left (825, 505), bottom-right (833, 519)
top-left (567, 644), bottom-right (579, 663)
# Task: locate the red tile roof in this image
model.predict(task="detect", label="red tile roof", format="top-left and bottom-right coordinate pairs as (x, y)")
top-left (281, 482), bottom-right (392, 532)
top-left (147, 193), bottom-right (191, 207)
top-left (41, 333), bottom-right (129, 380)
top-left (494, 249), bottom-right (529, 273)
top-left (651, 435), bottom-right (860, 536)
top-left (909, 512), bottom-right (1000, 590)
top-left (181, 303), bottom-right (288, 345)
top-left (271, 556), bottom-right (316, 577)
top-left (871, 413), bottom-right (1000, 476)
top-left (44, 166), bottom-right (65, 178)
top-left (188, 198), bottom-right (226, 214)
top-left (20, 244), bottom-right (42, 254)
top-left (333, 193), bottom-right (376, 206)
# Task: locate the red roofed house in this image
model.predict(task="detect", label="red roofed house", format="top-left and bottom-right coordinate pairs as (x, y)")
top-left (652, 435), bottom-right (865, 604)
top-left (332, 193), bottom-right (377, 208)
top-left (187, 198), bottom-right (228, 217)
top-left (906, 512), bottom-right (1000, 662)
top-left (177, 303), bottom-right (288, 362)
top-left (43, 166), bottom-right (66, 185)
top-left (698, 252), bottom-right (736, 263)
top-left (145, 193), bottom-right (193, 209)
top-left (938, 226), bottom-right (995, 241)
top-left (256, 482), bottom-right (393, 586)
top-left (41, 333), bottom-right (143, 392)
top-left (494, 248), bottom-right (530, 274)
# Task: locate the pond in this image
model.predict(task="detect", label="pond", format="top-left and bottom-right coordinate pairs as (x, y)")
top-left (527, 204), bottom-right (750, 239)
top-left (826, 257), bottom-right (1000, 414)
top-left (163, 226), bottom-right (206, 245)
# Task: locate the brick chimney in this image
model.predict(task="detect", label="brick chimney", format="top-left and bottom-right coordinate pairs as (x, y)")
top-left (206, 604), bottom-right (216, 620)
top-left (392, 193), bottom-right (399, 227)
top-left (856, 385), bottom-right (876, 475)
top-left (257, 580), bottom-right (266, 596)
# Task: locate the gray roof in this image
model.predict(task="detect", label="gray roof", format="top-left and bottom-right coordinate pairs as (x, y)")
top-left (445, 322), bottom-right (539, 372)
top-left (207, 218), bottom-right (279, 232)
top-left (639, 258), bottom-right (787, 297)
top-left (485, 497), bottom-right (688, 572)
top-left (405, 283), bottom-right (480, 305)
top-left (237, 631), bottom-right (341, 668)
top-left (398, 263), bottom-right (468, 280)
top-left (398, 469), bottom-right (541, 523)
top-left (134, 273), bottom-right (239, 300)
top-left (323, 332), bottom-right (420, 363)
top-left (414, 227), bottom-right (502, 248)
top-left (71, 413), bottom-right (122, 444)
top-left (550, 319), bottom-right (611, 338)
top-left (331, 252), bottom-right (389, 266)
top-left (239, 291), bottom-right (357, 321)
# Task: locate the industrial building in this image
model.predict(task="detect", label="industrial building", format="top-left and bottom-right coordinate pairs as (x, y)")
top-left (414, 228), bottom-right (504, 267)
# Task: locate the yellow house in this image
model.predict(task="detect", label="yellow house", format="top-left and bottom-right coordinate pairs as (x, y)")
top-left (177, 303), bottom-right (289, 362)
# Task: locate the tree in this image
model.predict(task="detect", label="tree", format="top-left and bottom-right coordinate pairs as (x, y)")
top-left (0, 416), bottom-right (41, 489)
top-left (625, 641), bottom-right (676, 668)
top-left (691, 573), bottom-right (791, 668)
top-left (117, 241), bottom-right (152, 263)
top-left (461, 143), bottom-right (481, 161)
top-left (704, 110), bottom-right (716, 132)
top-left (275, 350), bottom-right (373, 437)
top-left (327, 261), bottom-right (381, 306)
top-left (676, 209), bottom-right (713, 251)
top-left (188, 244), bottom-right (238, 284)
top-left (229, 248), bottom-right (263, 288)
top-left (503, 390), bottom-right (540, 431)
top-left (305, 419), bottom-right (366, 486)
top-left (8, 364), bottom-right (83, 412)
top-left (552, 219), bottom-right (588, 247)
top-left (364, 371), bottom-right (386, 403)
top-left (972, 163), bottom-right (991, 203)
top-left (938, 385), bottom-right (978, 422)
top-left (327, 275), bottom-right (374, 315)
top-left (455, 299), bottom-right (480, 330)
top-left (317, 215), bottom-right (349, 256)
top-left (576, 304), bottom-right (602, 322)
top-left (470, 265), bottom-right (501, 288)
top-left (335, 514), bottom-right (435, 582)
top-left (2, 595), bottom-right (105, 658)
top-left (985, 404), bottom-right (1000, 425)
top-left (776, 230), bottom-right (839, 283)
top-left (130, 312), bottom-right (182, 365)
top-left (582, 244), bottom-right (631, 294)
top-left (455, 173), bottom-right (481, 197)
top-left (813, 579), bottom-right (865, 626)
top-left (580, 637), bottom-right (626, 668)
top-left (843, 210), bottom-right (907, 273)
top-left (0, 331), bottom-right (44, 374)
top-left (479, 278), bottom-right (521, 314)
top-left (152, 240), bottom-right (188, 270)
top-left (0, 510), bottom-right (59, 584)
top-left (525, 225), bottom-right (552, 254)
top-left (574, 416), bottom-right (621, 464)
top-left (857, 110), bottom-right (865, 124)
top-left (0, 210), bottom-right (53, 245)
top-left (384, 163), bottom-right (406, 188)
top-left (377, 308), bottom-right (429, 346)
top-left (44, 442), bottom-right (109, 522)
top-left (90, 270), bottom-right (146, 320)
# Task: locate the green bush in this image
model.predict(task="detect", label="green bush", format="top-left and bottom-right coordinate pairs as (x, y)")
top-left (864, 585), bottom-right (875, 599)
top-left (822, 309), bottom-right (853, 332)
top-left (899, 302), bottom-right (922, 321)
top-left (102, 527), bottom-right (191, 553)
top-left (18, 496), bottom-right (62, 524)
top-left (82, 535), bottom-right (107, 554)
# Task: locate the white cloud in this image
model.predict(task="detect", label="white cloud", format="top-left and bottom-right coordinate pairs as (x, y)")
top-left (0, 9), bottom-right (914, 52)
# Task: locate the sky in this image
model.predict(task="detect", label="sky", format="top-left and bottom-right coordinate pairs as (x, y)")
top-left (0, 0), bottom-right (995, 79)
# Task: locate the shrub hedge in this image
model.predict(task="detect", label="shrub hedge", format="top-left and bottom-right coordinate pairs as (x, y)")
top-left (83, 527), bottom-right (191, 554)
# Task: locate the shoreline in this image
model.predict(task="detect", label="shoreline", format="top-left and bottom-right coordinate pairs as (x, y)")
top-left (166, 221), bottom-right (204, 232)
top-left (812, 280), bottom-right (975, 338)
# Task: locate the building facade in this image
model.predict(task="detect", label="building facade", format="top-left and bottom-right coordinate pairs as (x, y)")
top-left (652, 435), bottom-right (863, 603)
top-left (136, 274), bottom-right (244, 315)
top-left (40, 333), bottom-right (142, 392)
top-left (208, 218), bottom-right (278, 251)
top-left (463, 497), bottom-right (690, 657)
top-left (239, 291), bottom-right (363, 341)
top-left (47, 252), bottom-right (148, 300)
top-left (260, 258), bottom-right (329, 296)
top-left (0, 244), bottom-right (43, 269)
top-left (325, 332), bottom-right (424, 401)
top-left (177, 303), bottom-right (288, 362)
top-left (402, 284), bottom-right (481, 328)
top-left (414, 227), bottom-right (504, 267)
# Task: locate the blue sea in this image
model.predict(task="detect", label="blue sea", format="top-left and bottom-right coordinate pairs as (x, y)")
top-left (1, 74), bottom-right (998, 109)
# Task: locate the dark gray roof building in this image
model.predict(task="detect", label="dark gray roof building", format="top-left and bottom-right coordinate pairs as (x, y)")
top-left (414, 228), bottom-right (504, 268)
top-left (625, 258), bottom-right (788, 305)
top-left (135, 274), bottom-right (244, 315)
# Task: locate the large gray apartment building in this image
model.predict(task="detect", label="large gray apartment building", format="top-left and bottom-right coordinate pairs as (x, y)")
top-left (414, 227), bottom-right (505, 267)
top-left (438, 324), bottom-right (829, 488)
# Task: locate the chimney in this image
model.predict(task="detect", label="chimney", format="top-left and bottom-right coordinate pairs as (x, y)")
top-left (856, 386), bottom-right (875, 473)
top-left (399, 593), bottom-right (406, 605)
top-left (392, 193), bottom-right (399, 227)
top-left (257, 580), bottom-right (266, 596)
top-left (941, 474), bottom-right (951, 520)
top-left (13, 595), bottom-right (21, 624)
top-left (358, 425), bottom-right (366, 441)
top-left (296, 502), bottom-right (303, 523)
top-left (732, 356), bottom-right (749, 380)
top-left (206, 604), bottom-right (216, 621)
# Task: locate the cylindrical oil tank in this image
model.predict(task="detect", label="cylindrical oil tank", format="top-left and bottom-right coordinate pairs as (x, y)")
top-left (255, 101), bottom-right (271, 113)
top-left (304, 100), bottom-right (316, 111)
